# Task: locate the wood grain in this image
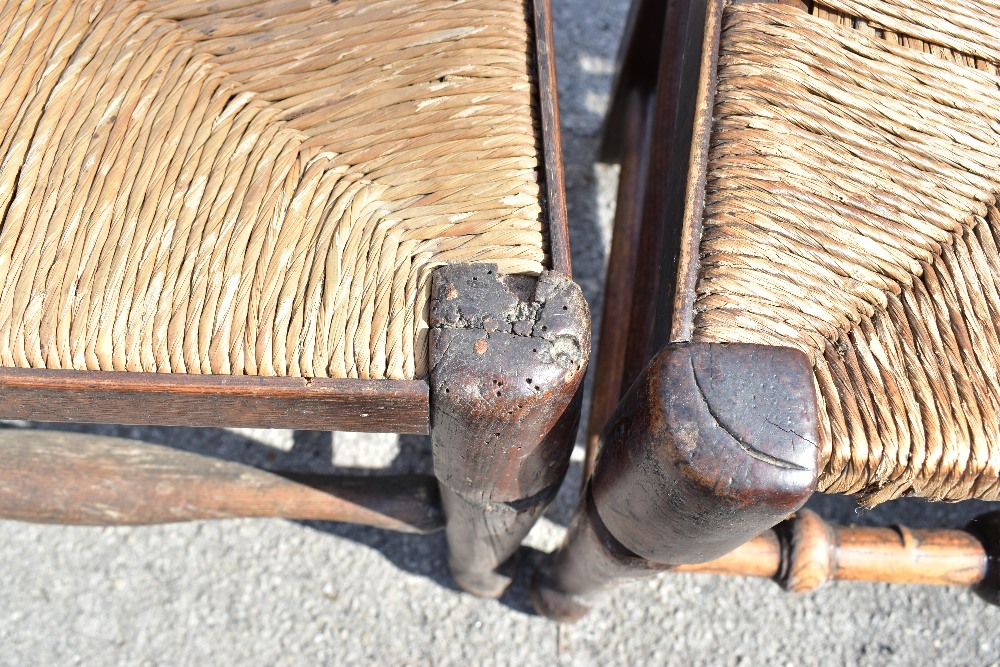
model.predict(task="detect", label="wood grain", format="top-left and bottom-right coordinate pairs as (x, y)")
top-left (534, 342), bottom-right (819, 621)
top-left (0, 368), bottom-right (429, 434)
top-left (533, 0), bottom-right (572, 277)
top-left (667, 0), bottom-right (724, 343)
top-left (588, 0), bottom-right (725, 477)
top-left (618, 0), bottom-right (702, 392)
top-left (0, 429), bottom-right (442, 534)
top-left (429, 263), bottom-right (590, 597)
top-left (676, 509), bottom-right (997, 596)
top-left (584, 87), bottom-right (652, 481)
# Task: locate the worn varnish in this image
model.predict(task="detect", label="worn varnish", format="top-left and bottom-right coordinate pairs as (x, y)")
top-left (0, 368), bottom-right (430, 434)
top-left (0, 429), bottom-right (442, 534)
top-left (533, 343), bottom-right (819, 621)
top-left (555, 0), bottom-right (1000, 622)
top-left (533, 0), bottom-right (572, 277)
top-left (430, 263), bottom-right (590, 597)
top-left (586, 0), bottom-right (722, 477)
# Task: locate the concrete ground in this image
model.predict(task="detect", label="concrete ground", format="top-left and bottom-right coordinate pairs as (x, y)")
top-left (3, 0), bottom-right (1000, 664)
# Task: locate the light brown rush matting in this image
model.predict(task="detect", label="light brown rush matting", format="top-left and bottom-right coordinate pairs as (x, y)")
top-left (0, 0), bottom-right (546, 380)
top-left (690, 1), bottom-right (1000, 503)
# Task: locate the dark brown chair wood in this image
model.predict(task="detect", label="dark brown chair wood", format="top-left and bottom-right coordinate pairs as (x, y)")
top-left (0, 0), bottom-right (589, 600)
top-left (532, 0), bottom-right (1000, 620)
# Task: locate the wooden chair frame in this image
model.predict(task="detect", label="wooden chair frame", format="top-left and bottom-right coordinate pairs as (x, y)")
top-left (0, 0), bottom-right (591, 601)
top-left (531, 0), bottom-right (1000, 621)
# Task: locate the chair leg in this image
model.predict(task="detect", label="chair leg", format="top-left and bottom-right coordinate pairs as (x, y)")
top-left (429, 263), bottom-right (590, 597)
top-left (532, 342), bottom-right (819, 620)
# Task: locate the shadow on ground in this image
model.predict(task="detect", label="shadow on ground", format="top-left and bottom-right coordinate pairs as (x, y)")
top-left (0, 420), bottom-right (557, 613)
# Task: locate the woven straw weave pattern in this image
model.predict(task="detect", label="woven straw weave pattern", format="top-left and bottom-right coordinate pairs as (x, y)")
top-left (0, 0), bottom-right (545, 380)
top-left (692, 3), bottom-right (1000, 503)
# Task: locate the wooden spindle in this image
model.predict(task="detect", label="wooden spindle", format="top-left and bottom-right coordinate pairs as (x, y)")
top-left (0, 430), bottom-right (443, 534)
top-left (674, 509), bottom-right (999, 601)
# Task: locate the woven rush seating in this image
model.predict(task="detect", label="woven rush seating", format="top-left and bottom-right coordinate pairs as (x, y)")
top-left (0, 0), bottom-right (592, 602)
top-left (531, 0), bottom-right (1000, 621)
top-left (0, 0), bottom-right (546, 380)
top-left (691, 2), bottom-right (1000, 504)
top-left (693, 1), bottom-right (1000, 505)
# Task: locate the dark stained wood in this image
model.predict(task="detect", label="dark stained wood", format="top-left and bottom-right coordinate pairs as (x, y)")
top-left (676, 509), bottom-right (995, 597)
top-left (593, 342), bottom-right (819, 561)
top-left (0, 368), bottom-right (429, 434)
top-left (621, 0), bottom-right (717, 392)
top-left (666, 0), bottom-right (724, 342)
top-left (966, 512), bottom-right (1000, 604)
top-left (429, 263), bottom-right (590, 597)
top-left (589, 0), bottom-right (726, 478)
top-left (600, 0), bottom-right (668, 162)
top-left (533, 342), bottom-right (819, 621)
top-left (584, 86), bottom-right (653, 482)
top-left (532, 488), bottom-right (669, 622)
top-left (533, 0), bottom-right (572, 277)
top-left (0, 430), bottom-right (442, 534)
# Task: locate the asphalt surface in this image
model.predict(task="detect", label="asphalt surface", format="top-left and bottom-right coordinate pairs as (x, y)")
top-left (3, 0), bottom-right (1000, 665)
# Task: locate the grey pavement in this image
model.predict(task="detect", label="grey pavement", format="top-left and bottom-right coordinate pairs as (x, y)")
top-left (3, 0), bottom-right (1000, 665)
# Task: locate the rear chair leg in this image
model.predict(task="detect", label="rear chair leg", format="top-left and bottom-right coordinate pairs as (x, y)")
top-left (429, 263), bottom-right (590, 597)
top-left (532, 342), bottom-right (819, 620)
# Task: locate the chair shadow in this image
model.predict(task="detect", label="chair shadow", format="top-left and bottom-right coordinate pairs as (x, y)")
top-left (805, 492), bottom-right (998, 530)
top-left (0, 418), bottom-right (569, 612)
top-left (1, 420), bottom-right (460, 592)
top-left (291, 433), bottom-right (458, 595)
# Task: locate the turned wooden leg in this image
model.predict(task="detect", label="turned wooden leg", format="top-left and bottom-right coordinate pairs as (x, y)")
top-left (429, 263), bottom-right (590, 597)
top-left (533, 342), bottom-right (819, 620)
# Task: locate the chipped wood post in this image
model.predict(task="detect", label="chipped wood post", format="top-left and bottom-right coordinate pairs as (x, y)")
top-left (532, 342), bottom-right (819, 621)
top-left (428, 263), bottom-right (590, 597)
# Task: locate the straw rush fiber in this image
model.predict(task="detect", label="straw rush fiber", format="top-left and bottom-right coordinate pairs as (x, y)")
top-left (691, 1), bottom-right (1000, 504)
top-left (0, 0), bottom-right (546, 380)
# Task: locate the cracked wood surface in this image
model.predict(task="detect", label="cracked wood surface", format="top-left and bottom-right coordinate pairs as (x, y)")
top-left (428, 263), bottom-right (590, 597)
top-left (533, 342), bottom-right (818, 621)
top-left (689, 356), bottom-right (810, 471)
top-left (590, 342), bottom-right (819, 564)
